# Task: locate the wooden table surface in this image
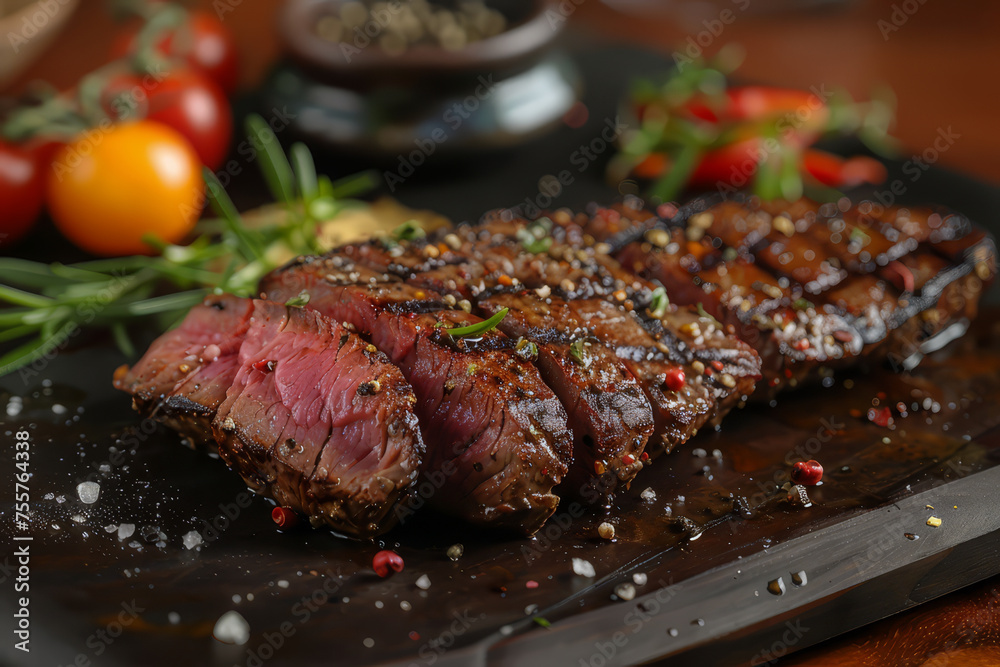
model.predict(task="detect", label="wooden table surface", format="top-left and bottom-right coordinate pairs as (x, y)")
top-left (6, 1), bottom-right (999, 665)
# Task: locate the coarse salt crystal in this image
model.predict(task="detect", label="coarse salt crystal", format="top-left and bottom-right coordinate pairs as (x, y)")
top-left (572, 558), bottom-right (595, 578)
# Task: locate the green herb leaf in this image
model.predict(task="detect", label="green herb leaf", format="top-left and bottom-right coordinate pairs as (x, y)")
top-left (533, 617), bottom-right (552, 629)
top-left (569, 338), bottom-right (590, 366)
top-left (393, 220), bottom-right (426, 242)
top-left (246, 114), bottom-right (296, 204)
top-left (648, 286), bottom-right (670, 318)
top-left (445, 308), bottom-right (508, 338)
top-left (696, 302), bottom-right (721, 327)
top-left (290, 142), bottom-right (318, 203)
top-left (203, 168), bottom-right (264, 262)
top-left (792, 298), bottom-right (814, 310)
top-left (285, 291), bottom-right (311, 308)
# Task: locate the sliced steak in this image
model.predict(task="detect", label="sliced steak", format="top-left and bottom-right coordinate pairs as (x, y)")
top-left (212, 300), bottom-right (423, 537)
top-left (116, 296), bottom-right (424, 538)
top-left (112, 294), bottom-right (254, 443)
top-left (319, 215), bottom-right (760, 500)
top-left (261, 257), bottom-right (574, 534)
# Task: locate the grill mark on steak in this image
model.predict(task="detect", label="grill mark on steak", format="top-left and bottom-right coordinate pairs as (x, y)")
top-left (583, 195), bottom-right (994, 394)
top-left (260, 260), bottom-right (574, 535)
top-left (318, 216), bottom-right (759, 496)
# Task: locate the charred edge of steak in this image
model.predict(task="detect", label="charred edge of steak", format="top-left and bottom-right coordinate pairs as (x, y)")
top-left (115, 295), bottom-right (425, 539)
top-left (209, 300), bottom-right (424, 538)
top-left (258, 264), bottom-right (573, 535)
top-left (112, 294), bottom-right (255, 446)
top-left (583, 195), bottom-right (994, 396)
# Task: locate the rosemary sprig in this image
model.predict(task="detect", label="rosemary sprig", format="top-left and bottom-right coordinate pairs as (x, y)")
top-left (444, 308), bottom-right (508, 338)
top-left (0, 114), bottom-right (373, 377)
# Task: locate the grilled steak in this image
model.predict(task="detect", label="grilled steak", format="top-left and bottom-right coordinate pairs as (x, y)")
top-left (113, 294), bottom-right (254, 443)
top-left (261, 260), bottom-right (574, 533)
top-left (583, 195), bottom-right (995, 394)
top-left (116, 296), bottom-right (424, 538)
top-left (261, 214), bottom-right (761, 503)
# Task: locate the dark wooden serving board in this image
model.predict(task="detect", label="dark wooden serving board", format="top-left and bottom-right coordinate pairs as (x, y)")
top-left (2, 45), bottom-right (1000, 667)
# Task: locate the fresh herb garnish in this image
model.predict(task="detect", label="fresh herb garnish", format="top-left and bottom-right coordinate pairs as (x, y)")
top-left (792, 298), bottom-right (814, 310)
top-left (444, 308), bottom-right (508, 338)
top-left (517, 217), bottom-right (554, 254)
top-left (648, 286), bottom-right (670, 318)
top-left (533, 617), bottom-right (552, 629)
top-left (0, 114), bottom-right (373, 377)
top-left (393, 220), bottom-right (426, 242)
top-left (514, 337), bottom-right (539, 361)
top-left (569, 338), bottom-right (590, 366)
top-left (285, 291), bottom-right (311, 308)
top-left (695, 302), bottom-right (722, 327)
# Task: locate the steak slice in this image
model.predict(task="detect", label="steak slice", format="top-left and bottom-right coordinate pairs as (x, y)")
top-left (324, 216), bottom-right (760, 499)
top-left (115, 296), bottom-right (424, 538)
top-left (112, 294), bottom-right (254, 443)
top-left (586, 195), bottom-right (995, 393)
top-left (260, 257), bottom-right (574, 534)
top-left (211, 300), bottom-right (423, 538)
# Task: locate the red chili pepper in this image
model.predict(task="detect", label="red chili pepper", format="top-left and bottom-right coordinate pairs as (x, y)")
top-left (688, 138), bottom-right (762, 186)
top-left (621, 454), bottom-right (635, 466)
top-left (372, 550), bottom-right (405, 578)
top-left (710, 360), bottom-right (724, 372)
top-left (663, 367), bottom-right (686, 391)
top-left (791, 460), bottom-right (824, 486)
top-left (271, 506), bottom-right (298, 529)
top-left (640, 451), bottom-right (649, 462)
top-left (802, 149), bottom-right (847, 187)
top-left (725, 86), bottom-right (827, 123)
top-left (803, 149), bottom-right (888, 187)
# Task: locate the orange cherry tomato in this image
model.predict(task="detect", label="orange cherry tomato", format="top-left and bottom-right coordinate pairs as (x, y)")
top-left (47, 121), bottom-right (204, 256)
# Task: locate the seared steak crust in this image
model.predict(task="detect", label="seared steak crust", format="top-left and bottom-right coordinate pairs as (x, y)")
top-left (265, 213), bottom-right (761, 502)
top-left (586, 195), bottom-right (995, 394)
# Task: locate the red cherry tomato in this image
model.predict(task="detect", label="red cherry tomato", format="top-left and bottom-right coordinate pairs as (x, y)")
top-left (104, 67), bottom-right (232, 169)
top-left (112, 9), bottom-right (239, 94)
top-left (0, 140), bottom-right (46, 247)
